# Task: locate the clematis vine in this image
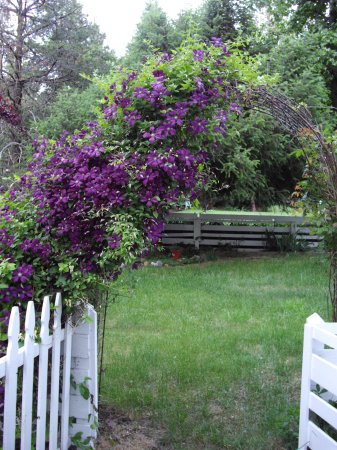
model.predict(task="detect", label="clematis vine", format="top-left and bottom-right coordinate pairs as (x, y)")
top-left (0, 36), bottom-right (261, 318)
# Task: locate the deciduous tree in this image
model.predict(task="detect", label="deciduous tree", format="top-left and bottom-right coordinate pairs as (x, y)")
top-left (0, 0), bottom-right (114, 115)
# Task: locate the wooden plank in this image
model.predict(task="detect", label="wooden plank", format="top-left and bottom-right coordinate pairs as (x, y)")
top-left (162, 232), bottom-right (194, 238)
top-left (3, 306), bottom-right (20, 450)
top-left (201, 232), bottom-right (269, 239)
top-left (299, 323), bottom-right (315, 450)
top-left (164, 224), bottom-right (194, 231)
top-left (165, 212), bottom-right (196, 221)
top-left (297, 228), bottom-right (314, 234)
top-left (164, 225), bottom-right (319, 238)
top-left (199, 239), bottom-right (266, 248)
top-left (236, 248), bottom-right (268, 253)
top-left (317, 350), bottom-right (337, 366)
top-left (36, 296), bottom-right (51, 449)
top-left (88, 305), bottom-right (98, 438)
top-left (197, 213), bottom-right (304, 224)
top-left (21, 302), bottom-right (36, 450)
top-left (165, 211), bottom-right (306, 224)
top-left (71, 335), bottom-right (90, 359)
top-left (319, 323), bottom-right (337, 334)
top-left (201, 225), bottom-right (293, 233)
top-left (71, 356), bottom-right (90, 370)
top-left (70, 369), bottom-right (90, 395)
top-left (161, 238), bottom-right (194, 245)
top-left (69, 394), bottom-right (90, 419)
top-left (60, 319), bottom-right (73, 450)
top-left (309, 392), bottom-right (337, 429)
top-left (297, 237), bottom-right (321, 242)
top-left (312, 326), bottom-right (337, 349)
top-left (311, 354), bottom-right (337, 397)
top-left (49, 293), bottom-right (62, 450)
top-left (308, 421), bottom-right (337, 450)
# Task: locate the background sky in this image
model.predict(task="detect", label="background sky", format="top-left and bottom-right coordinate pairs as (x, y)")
top-left (79, 0), bottom-right (204, 57)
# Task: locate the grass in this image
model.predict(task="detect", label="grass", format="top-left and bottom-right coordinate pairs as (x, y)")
top-left (100, 253), bottom-right (329, 449)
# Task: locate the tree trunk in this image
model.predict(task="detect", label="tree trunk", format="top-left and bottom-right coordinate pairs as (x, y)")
top-left (329, 0), bottom-right (337, 25)
top-left (329, 65), bottom-right (337, 111)
top-left (12, 0), bottom-right (24, 114)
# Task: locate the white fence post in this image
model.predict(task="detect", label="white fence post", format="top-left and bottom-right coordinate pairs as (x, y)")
top-left (49, 292), bottom-right (62, 449)
top-left (299, 313), bottom-right (337, 450)
top-left (69, 304), bottom-right (98, 445)
top-left (21, 301), bottom-right (36, 450)
top-left (3, 306), bottom-right (20, 450)
top-left (299, 314), bottom-right (324, 449)
top-left (60, 317), bottom-right (74, 450)
top-left (36, 296), bottom-right (50, 449)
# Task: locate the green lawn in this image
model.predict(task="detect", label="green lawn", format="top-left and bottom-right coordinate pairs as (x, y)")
top-left (100, 253), bottom-right (329, 450)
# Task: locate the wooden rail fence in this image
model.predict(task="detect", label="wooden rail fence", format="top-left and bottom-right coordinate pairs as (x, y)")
top-left (162, 212), bottom-right (321, 251)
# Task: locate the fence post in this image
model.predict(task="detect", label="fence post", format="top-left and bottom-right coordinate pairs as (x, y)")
top-left (194, 215), bottom-right (201, 250)
top-left (60, 318), bottom-right (73, 450)
top-left (290, 221), bottom-right (297, 238)
top-left (36, 296), bottom-right (51, 449)
top-left (3, 306), bottom-right (20, 450)
top-left (69, 304), bottom-right (98, 445)
top-left (21, 302), bottom-right (36, 450)
top-left (49, 293), bottom-right (62, 449)
top-left (298, 313), bottom-right (325, 450)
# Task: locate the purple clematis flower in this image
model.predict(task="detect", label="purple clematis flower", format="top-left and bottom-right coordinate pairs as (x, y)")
top-left (210, 37), bottom-right (223, 47)
top-left (193, 50), bottom-right (205, 61)
top-left (12, 264), bottom-right (34, 284)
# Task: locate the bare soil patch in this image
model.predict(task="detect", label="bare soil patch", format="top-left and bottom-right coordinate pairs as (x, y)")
top-left (96, 404), bottom-right (165, 450)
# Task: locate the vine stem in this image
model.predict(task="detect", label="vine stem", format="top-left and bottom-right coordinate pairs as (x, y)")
top-left (98, 290), bottom-right (109, 396)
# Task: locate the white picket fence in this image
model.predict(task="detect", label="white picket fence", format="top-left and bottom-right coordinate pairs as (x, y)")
top-left (299, 313), bottom-right (337, 450)
top-left (0, 293), bottom-right (98, 450)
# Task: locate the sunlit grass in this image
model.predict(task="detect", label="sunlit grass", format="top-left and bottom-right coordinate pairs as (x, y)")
top-left (100, 253), bottom-right (329, 449)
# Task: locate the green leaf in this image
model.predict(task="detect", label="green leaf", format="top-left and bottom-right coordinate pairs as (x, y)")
top-left (79, 383), bottom-right (90, 400)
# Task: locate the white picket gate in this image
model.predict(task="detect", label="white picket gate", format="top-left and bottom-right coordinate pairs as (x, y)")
top-left (299, 313), bottom-right (337, 450)
top-left (0, 293), bottom-right (98, 450)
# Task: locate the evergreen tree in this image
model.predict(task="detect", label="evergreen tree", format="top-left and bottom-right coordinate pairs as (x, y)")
top-left (199, 0), bottom-right (255, 42)
top-left (123, 1), bottom-right (175, 68)
top-left (171, 9), bottom-right (203, 48)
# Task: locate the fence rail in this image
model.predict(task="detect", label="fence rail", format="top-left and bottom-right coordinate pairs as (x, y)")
top-left (299, 313), bottom-right (337, 450)
top-left (0, 294), bottom-right (98, 450)
top-left (162, 212), bottom-right (321, 250)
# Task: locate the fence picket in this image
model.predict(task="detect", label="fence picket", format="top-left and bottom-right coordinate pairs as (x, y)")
top-left (36, 296), bottom-right (51, 449)
top-left (88, 305), bottom-right (98, 436)
top-left (60, 319), bottom-right (73, 450)
top-left (49, 293), bottom-right (62, 450)
top-left (3, 306), bottom-right (20, 450)
top-left (21, 302), bottom-right (36, 450)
